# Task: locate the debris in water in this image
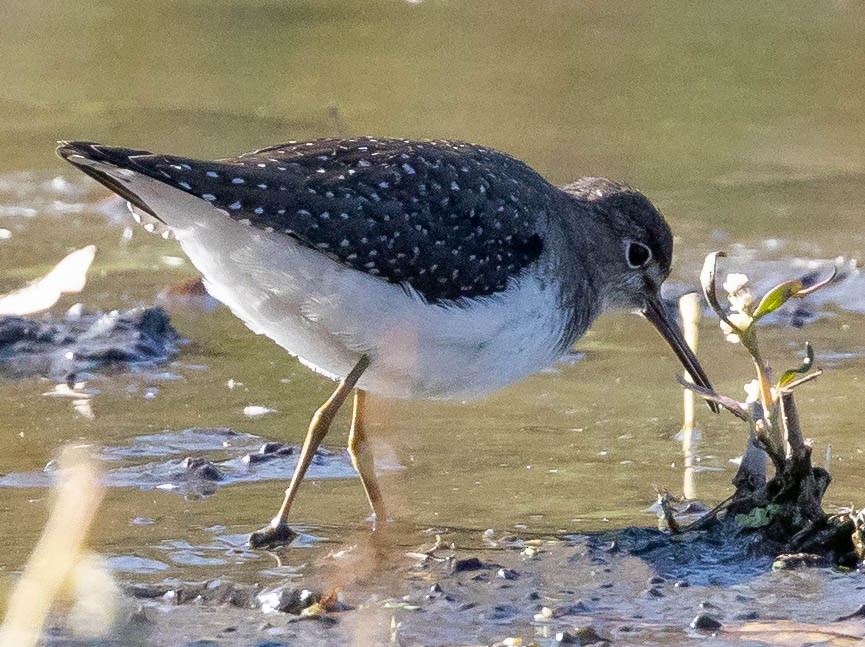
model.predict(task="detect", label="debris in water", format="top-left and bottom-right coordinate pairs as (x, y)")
top-left (0, 245), bottom-right (96, 316)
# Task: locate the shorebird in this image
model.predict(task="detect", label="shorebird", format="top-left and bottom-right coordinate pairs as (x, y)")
top-left (58, 138), bottom-right (714, 548)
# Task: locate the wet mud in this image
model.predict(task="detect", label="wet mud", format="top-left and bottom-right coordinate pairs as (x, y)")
top-left (38, 527), bottom-right (865, 646)
top-left (0, 306), bottom-right (181, 380)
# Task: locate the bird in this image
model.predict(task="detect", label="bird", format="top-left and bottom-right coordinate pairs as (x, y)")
top-left (57, 137), bottom-right (715, 548)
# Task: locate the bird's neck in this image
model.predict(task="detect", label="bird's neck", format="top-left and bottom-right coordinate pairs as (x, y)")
top-left (544, 217), bottom-right (606, 353)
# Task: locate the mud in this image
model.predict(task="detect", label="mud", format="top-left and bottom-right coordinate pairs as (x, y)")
top-left (39, 527), bottom-right (865, 646)
top-left (0, 306), bottom-right (181, 380)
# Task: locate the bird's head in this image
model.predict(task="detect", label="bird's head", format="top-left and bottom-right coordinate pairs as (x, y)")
top-left (561, 177), bottom-right (716, 408)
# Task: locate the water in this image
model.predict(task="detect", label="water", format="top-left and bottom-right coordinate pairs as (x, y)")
top-left (1, 2), bottom-right (864, 643)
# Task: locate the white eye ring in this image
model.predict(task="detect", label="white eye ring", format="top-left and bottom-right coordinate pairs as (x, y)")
top-left (625, 240), bottom-right (652, 269)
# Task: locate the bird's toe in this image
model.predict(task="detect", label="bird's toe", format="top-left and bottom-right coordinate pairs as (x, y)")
top-left (248, 522), bottom-right (298, 549)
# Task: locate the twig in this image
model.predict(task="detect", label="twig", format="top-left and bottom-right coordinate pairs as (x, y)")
top-left (678, 292), bottom-right (702, 500)
top-left (0, 447), bottom-right (104, 647)
top-left (676, 376), bottom-right (750, 421)
top-left (680, 493), bottom-right (735, 533)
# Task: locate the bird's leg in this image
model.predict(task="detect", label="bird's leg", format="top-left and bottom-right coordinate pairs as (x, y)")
top-left (347, 389), bottom-right (387, 530)
top-left (248, 354), bottom-right (370, 549)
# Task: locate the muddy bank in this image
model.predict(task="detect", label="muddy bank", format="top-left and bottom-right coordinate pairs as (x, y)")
top-left (0, 306), bottom-right (181, 380)
top-left (40, 525), bottom-right (865, 647)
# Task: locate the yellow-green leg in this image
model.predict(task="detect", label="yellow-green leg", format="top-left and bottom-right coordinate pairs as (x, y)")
top-left (348, 389), bottom-right (386, 528)
top-left (248, 354), bottom-right (369, 549)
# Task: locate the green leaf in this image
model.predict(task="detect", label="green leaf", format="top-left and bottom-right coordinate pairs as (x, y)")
top-left (778, 342), bottom-right (815, 388)
top-left (752, 279), bottom-right (803, 320)
top-left (699, 251), bottom-right (737, 328)
top-left (735, 507), bottom-right (771, 528)
top-left (699, 252), bottom-right (724, 314)
top-left (752, 268), bottom-right (837, 321)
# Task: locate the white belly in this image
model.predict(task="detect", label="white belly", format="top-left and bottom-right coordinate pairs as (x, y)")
top-left (181, 222), bottom-right (570, 399)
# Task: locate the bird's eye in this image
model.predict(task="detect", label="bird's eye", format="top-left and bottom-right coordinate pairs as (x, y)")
top-left (625, 241), bottom-right (652, 268)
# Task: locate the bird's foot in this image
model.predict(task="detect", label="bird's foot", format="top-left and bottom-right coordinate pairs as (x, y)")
top-left (248, 521), bottom-right (298, 549)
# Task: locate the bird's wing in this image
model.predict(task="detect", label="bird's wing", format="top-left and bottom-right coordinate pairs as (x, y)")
top-left (59, 138), bottom-right (555, 303)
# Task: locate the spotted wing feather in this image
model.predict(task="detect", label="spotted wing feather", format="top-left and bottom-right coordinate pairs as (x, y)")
top-left (64, 138), bottom-right (554, 303)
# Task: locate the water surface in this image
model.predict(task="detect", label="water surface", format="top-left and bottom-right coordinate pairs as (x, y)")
top-left (1, 2), bottom-right (864, 644)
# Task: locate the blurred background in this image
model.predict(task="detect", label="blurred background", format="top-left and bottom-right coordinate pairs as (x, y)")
top-left (0, 0), bottom-right (863, 588)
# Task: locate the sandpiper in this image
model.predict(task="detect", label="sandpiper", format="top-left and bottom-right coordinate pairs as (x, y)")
top-left (58, 137), bottom-right (714, 548)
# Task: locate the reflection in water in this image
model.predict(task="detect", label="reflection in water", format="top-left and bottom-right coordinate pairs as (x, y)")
top-left (0, 427), bottom-right (402, 497)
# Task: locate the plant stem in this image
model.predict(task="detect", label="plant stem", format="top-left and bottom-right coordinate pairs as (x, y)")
top-left (741, 330), bottom-right (785, 454)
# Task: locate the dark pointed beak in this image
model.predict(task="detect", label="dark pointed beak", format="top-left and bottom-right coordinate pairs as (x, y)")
top-left (642, 293), bottom-right (718, 413)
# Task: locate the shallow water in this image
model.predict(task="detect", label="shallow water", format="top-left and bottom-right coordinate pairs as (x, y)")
top-left (1, 2), bottom-right (864, 644)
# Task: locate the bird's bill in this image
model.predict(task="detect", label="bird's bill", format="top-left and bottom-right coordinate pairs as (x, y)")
top-left (642, 294), bottom-right (718, 413)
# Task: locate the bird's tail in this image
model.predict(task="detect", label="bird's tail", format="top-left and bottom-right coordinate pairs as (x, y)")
top-left (56, 141), bottom-right (164, 222)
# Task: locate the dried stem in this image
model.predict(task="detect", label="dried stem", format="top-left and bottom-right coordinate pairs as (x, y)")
top-left (780, 391), bottom-right (804, 456)
top-left (679, 292), bottom-right (702, 500)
